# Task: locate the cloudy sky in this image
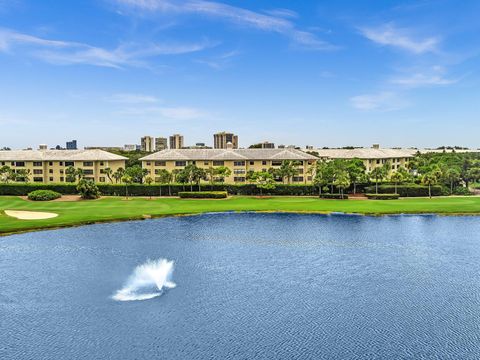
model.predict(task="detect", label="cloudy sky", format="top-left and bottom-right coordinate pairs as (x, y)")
top-left (0, 0), bottom-right (479, 149)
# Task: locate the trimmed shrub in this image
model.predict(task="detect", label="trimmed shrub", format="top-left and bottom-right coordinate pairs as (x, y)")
top-left (178, 191), bottom-right (227, 199)
top-left (366, 193), bottom-right (400, 200)
top-left (27, 189), bottom-right (61, 201)
top-left (320, 193), bottom-right (349, 200)
top-left (364, 184), bottom-right (442, 197)
top-left (77, 179), bottom-right (100, 199)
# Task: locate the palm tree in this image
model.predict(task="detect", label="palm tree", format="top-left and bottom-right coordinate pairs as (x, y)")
top-left (156, 169), bottom-right (172, 196)
top-left (390, 171), bottom-right (404, 195)
top-left (121, 174), bottom-right (133, 199)
top-left (312, 159), bottom-right (329, 196)
top-left (278, 160), bottom-right (300, 184)
top-left (113, 167), bottom-right (125, 184)
top-left (370, 166), bottom-right (387, 194)
top-left (444, 168), bottom-right (461, 194)
top-left (421, 172), bottom-right (438, 199)
top-left (103, 167), bottom-right (113, 183)
top-left (145, 176), bottom-right (153, 199)
top-left (333, 170), bottom-right (351, 199)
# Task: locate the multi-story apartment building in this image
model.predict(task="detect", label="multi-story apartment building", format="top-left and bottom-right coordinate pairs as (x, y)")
top-left (66, 140), bottom-right (77, 150)
top-left (0, 149), bottom-right (127, 183)
top-left (310, 145), bottom-right (415, 173)
top-left (141, 136), bottom-right (155, 152)
top-left (169, 134), bottom-right (184, 149)
top-left (155, 137), bottom-right (168, 151)
top-left (140, 148), bottom-right (318, 184)
top-left (250, 141), bottom-right (275, 149)
top-left (214, 132), bottom-right (238, 149)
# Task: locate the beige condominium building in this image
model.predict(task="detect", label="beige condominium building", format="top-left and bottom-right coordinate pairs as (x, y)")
top-left (311, 145), bottom-right (416, 173)
top-left (140, 148), bottom-right (318, 184)
top-left (169, 134), bottom-right (184, 149)
top-left (214, 132), bottom-right (238, 149)
top-left (0, 149), bottom-right (127, 183)
top-left (141, 136), bottom-right (154, 152)
top-left (155, 137), bottom-right (168, 151)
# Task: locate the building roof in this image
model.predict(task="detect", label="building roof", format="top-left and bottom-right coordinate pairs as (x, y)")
top-left (310, 148), bottom-right (417, 160)
top-left (140, 148), bottom-right (318, 161)
top-left (0, 149), bottom-right (128, 161)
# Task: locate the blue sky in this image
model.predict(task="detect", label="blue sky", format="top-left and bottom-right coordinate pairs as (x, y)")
top-left (0, 0), bottom-right (479, 149)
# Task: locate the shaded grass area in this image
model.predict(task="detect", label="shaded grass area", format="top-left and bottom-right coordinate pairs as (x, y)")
top-left (1, 196), bottom-right (480, 236)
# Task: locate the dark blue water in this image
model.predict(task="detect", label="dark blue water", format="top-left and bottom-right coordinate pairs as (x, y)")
top-left (1, 213), bottom-right (480, 359)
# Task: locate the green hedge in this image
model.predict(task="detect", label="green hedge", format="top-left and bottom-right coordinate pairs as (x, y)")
top-left (27, 190), bottom-right (62, 201)
top-left (179, 191), bottom-right (228, 199)
top-left (320, 193), bottom-right (349, 200)
top-left (365, 193), bottom-right (400, 200)
top-left (0, 183), bottom-right (320, 196)
top-left (0, 183), bottom-right (78, 195)
top-left (364, 184), bottom-right (442, 197)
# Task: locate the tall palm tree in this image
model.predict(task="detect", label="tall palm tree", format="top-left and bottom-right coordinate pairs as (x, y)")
top-left (421, 172), bottom-right (438, 199)
top-left (390, 171), bottom-right (404, 195)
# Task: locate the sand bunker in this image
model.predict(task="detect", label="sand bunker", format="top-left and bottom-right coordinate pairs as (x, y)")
top-left (4, 210), bottom-right (58, 220)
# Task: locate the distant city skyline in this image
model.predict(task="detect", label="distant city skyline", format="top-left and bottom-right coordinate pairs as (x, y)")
top-left (1, 0), bottom-right (479, 149)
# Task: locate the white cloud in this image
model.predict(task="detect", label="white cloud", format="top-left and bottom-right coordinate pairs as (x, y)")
top-left (350, 91), bottom-right (408, 112)
top-left (359, 23), bottom-right (439, 54)
top-left (0, 27), bottom-right (214, 68)
top-left (390, 66), bottom-right (458, 87)
top-left (113, 0), bottom-right (335, 50)
top-left (106, 93), bottom-right (160, 103)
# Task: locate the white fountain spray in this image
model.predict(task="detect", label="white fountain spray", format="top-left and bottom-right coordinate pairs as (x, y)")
top-left (112, 259), bottom-right (176, 301)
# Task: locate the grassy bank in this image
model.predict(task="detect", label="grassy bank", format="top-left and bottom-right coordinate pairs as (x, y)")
top-left (1, 195), bottom-right (480, 236)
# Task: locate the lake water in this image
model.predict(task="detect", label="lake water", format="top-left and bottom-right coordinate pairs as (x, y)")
top-left (1, 213), bottom-right (480, 359)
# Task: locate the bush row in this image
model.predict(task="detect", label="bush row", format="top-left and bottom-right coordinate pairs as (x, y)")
top-left (0, 183), bottom-right (445, 197)
top-left (179, 191), bottom-right (228, 199)
top-left (364, 185), bottom-right (443, 197)
top-left (365, 193), bottom-right (400, 200)
top-left (0, 183), bottom-right (321, 196)
top-left (27, 190), bottom-right (62, 201)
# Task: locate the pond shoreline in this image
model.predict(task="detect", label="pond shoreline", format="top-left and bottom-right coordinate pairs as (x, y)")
top-left (2, 208), bottom-right (480, 237)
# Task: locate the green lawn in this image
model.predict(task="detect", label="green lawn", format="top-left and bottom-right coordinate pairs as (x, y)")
top-left (1, 195), bottom-right (480, 236)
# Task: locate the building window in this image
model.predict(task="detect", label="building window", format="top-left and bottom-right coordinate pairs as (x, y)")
top-left (155, 161), bottom-right (166, 166)
top-left (33, 169), bottom-right (43, 175)
top-left (33, 177), bottom-right (43, 182)
top-left (234, 177), bottom-right (246, 182)
top-left (33, 162), bottom-right (42, 167)
top-left (262, 161), bottom-right (267, 165)
top-left (60, 177), bottom-right (64, 182)
top-left (249, 161), bottom-right (255, 166)
top-left (83, 162), bottom-right (93, 167)
top-left (15, 162), bottom-right (25, 167)
top-left (49, 177), bottom-right (54, 182)
top-left (59, 162), bottom-right (63, 166)
top-left (99, 177), bottom-right (106, 182)
top-left (100, 162), bottom-right (104, 166)
top-left (234, 161), bottom-right (245, 167)
top-left (272, 161), bottom-right (282, 166)
top-left (60, 170), bottom-right (64, 174)
top-left (292, 176), bottom-right (304, 182)
top-left (146, 162), bottom-right (151, 166)
top-left (49, 162), bottom-right (53, 166)
top-left (213, 161), bottom-right (224, 166)
top-left (204, 161), bottom-right (209, 166)
top-left (234, 169), bottom-right (246, 175)
top-left (175, 161), bottom-right (186, 167)
top-left (1, 162), bottom-right (5, 166)
top-left (376, 160), bottom-right (380, 164)
top-left (49, 169), bottom-right (53, 174)
top-left (65, 161), bottom-right (74, 167)
top-left (84, 177), bottom-right (94, 181)
top-left (83, 170), bottom-right (94, 175)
